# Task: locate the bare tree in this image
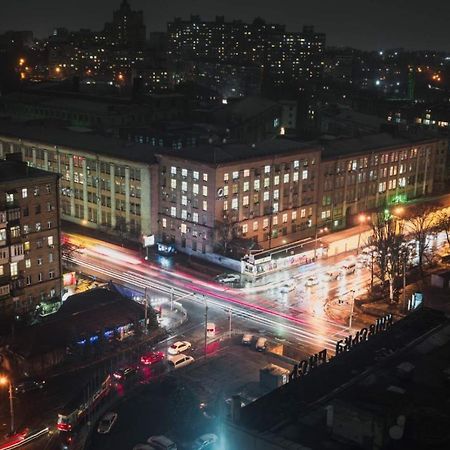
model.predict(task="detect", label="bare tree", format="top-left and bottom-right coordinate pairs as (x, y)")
top-left (370, 210), bottom-right (407, 303)
top-left (437, 209), bottom-right (450, 249)
top-left (404, 203), bottom-right (440, 275)
top-left (214, 210), bottom-right (239, 255)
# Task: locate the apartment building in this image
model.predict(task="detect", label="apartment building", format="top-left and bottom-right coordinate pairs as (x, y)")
top-left (0, 155), bottom-right (62, 317)
top-left (0, 121), bottom-right (157, 242)
top-left (156, 140), bottom-right (322, 254)
top-left (317, 133), bottom-right (448, 229)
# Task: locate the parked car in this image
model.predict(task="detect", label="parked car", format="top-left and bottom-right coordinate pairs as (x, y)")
top-left (191, 433), bottom-right (218, 450)
top-left (255, 337), bottom-right (268, 352)
top-left (305, 276), bottom-right (319, 287)
top-left (140, 351), bottom-right (165, 366)
top-left (341, 263), bottom-right (356, 275)
top-left (14, 379), bottom-right (46, 394)
top-left (323, 271), bottom-right (341, 281)
top-left (168, 354), bottom-right (195, 370)
top-left (97, 412), bottom-right (118, 434)
top-left (112, 366), bottom-right (137, 381)
top-left (168, 341), bottom-right (192, 355)
top-left (280, 281), bottom-right (295, 293)
top-left (215, 273), bottom-right (240, 284)
top-left (147, 435), bottom-right (177, 450)
top-left (242, 333), bottom-right (253, 345)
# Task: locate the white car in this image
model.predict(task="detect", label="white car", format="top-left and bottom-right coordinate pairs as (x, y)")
top-left (168, 341), bottom-right (192, 355)
top-left (305, 276), bottom-right (319, 287)
top-left (215, 273), bottom-right (240, 284)
top-left (168, 354), bottom-right (195, 370)
top-left (192, 433), bottom-right (218, 450)
top-left (242, 333), bottom-right (253, 345)
top-left (97, 412), bottom-right (118, 434)
top-left (280, 281), bottom-right (295, 294)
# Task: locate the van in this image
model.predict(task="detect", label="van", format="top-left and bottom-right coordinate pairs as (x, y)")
top-left (168, 354), bottom-right (194, 370)
top-left (147, 435), bottom-right (177, 450)
top-left (341, 263), bottom-right (356, 275)
top-left (255, 337), bottom-right (267, 352)
top-left (206, 322), bottom-right (216, 337)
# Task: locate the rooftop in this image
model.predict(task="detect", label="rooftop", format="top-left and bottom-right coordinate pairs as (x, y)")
top-left (0, 157), bottom-right (58, 183)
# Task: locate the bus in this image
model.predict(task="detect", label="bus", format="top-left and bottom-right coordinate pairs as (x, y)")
top-left (57, 375), bottom-right (112, 432)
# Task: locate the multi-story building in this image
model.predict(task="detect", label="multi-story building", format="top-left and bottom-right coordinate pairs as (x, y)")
top-left (0, 154), bottom-right (62, 318)
top-left (168, 16), bottom-right (325, 88)
top-left (0, 121), bottom-right (158, 243)
top-left (317, 133), bottom-right (448, 230)
top-left (156, 140), bottom-right (322, 254)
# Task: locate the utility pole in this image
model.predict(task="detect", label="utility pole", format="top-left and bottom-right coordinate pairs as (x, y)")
top-left (228, 309), bottom-right (232, 338)
top-left (204, 295), bottom-right (208, 358)
top-left (144, 287), bottom-right (148, 335)
top-left (349, 290), bottom-right (356, 329)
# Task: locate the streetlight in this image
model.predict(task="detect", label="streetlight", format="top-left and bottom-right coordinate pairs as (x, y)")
top-left (357, 214), bottom-right (370, 254)
top-left (314, 226), bottom-right (328, 259)
top-left (0, 376), bottom-right (15, 434)
top-left (349, 290), bottom-right (356, 329)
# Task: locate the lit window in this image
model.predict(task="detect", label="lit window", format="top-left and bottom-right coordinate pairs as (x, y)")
top-left (274, 175), bottom-right (280, 186)
top-left (223, 186), bottom-right (228, 196)
top-left (181, 181), bottom-right (187, 192)
top-left (282, 213), bottom-right (288, 223)
top-left (202, 186), bottom-right (208, 196)
top-left (181, 195), bottom-right (187, 206)
top-left (232, 171), bottom-right (239, 179)
top-left (264, 165), bottom-right (271, 173)
top-left (283, 173), bottom-right (289, 183)
top-left (25, 259), bottom-right (31, 268)
top-left (253, 221), bottom-right (258, 231)
top-left (47, 236), bottom-right (53, 246)
top-left (273, 216), bottom-right (278, 225)
top-left (300, 208), bottom-right (306, 218)
top-left (202, 200), bottom-right (208, 211)
top-left (170, 206), bottom-right (176, 217)
top-left (22, 188), bottom-right (28, 198)
top-left (231, 198), bottom-right (238, 209)
top-left (162, 218), bottom-right (167, 228)
top-left (193, 184), bottom-right (199, 195)
top-left (35, 222), bottom-right (41, 232)
top-left (193, 171), bottom-right (199, 180)
top-left (243, 181), bottom-right (249, 192)
top-left (203, 173), bottom-right (208, 182)
top-left (6, 193), bottom-right (14, 203)
top-left (10, 262), bottom-right (18, 277)
top-left (293, 172), bottom-right (299, 181)
top-left (302, 170), bottom-right (308, 180)
top-left (171, 179), bottom-right (177, 189)
top-left (292, 210), bottom-right (297, 220)
top-left (263, 218), bottom-right (269, 228)
top-left (223, 201), bottom-right (228, 211)
top-left (181, 223), bottom-right (187, 234)
top-left (243, 196), bottom-right (249, 206)
top-left (193, 212), bottom-right (199, 223)
top-left (263, 191), bottom-right (270, 201)
top-left (294, 160), bottom-right (299, 168)
top-left (24, 241), bottom-right (30, 251)
top-left (181, 168), bottom-right (188, 177)
top-left (273, 203), bottom-right (279, 213)
top-left (243, 169), bottom-right (250, 177)
top-left (254, 179), bottom-right (260, 190)
top-left (181, 209), bottom-right (187, 220)
top-left (224, 173), bottom-right (229, 182)
top-left (264, 178), bottom-right (270, 188)
top-left (171, 166), bottom-right (177, 175)
top-left (274, 189), bottom-right (279, 200)
top-left (242, 224), bottom-right (248, 234)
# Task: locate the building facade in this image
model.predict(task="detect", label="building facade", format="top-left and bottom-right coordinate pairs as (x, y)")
top-left (0, 156), bottom-right (62, 318)
top-left (0, 125), bottom-right (157, 243)
top-left (156, 141), bottom-right (322, 255)
top-left (317, 134), bottom-right (448, 230)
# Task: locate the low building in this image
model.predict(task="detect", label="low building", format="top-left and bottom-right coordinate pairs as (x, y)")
top-left (0, 154), bottom-right (62, 318)
top-left (225, 307), bottom-right (450, 449)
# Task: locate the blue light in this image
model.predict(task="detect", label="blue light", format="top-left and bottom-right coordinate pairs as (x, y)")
top-left (76, 339), bottom-right (86, 345)
top-left (90, 335), bottom-right (99, 343)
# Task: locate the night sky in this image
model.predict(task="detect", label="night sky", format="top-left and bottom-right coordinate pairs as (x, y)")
top-left (1, 0), bottom-right (449, 51)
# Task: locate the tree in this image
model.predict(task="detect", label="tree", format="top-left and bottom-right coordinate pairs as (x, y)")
top-left (214, 210), bottom-right (240, 256)
top-left (437, 209), bottom-right (450, 249)
top-left (370, 209), bottom-right (407, 303)
top-left (404, 203), bottom-right (440, 275)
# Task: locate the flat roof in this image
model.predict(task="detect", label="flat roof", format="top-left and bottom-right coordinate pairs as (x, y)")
top-left (0, 158), bottom-right (58, 183)
top-left (157, 138), bottom-right (319, 165)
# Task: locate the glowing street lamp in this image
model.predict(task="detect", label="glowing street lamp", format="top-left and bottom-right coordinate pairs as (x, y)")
top-left (0, 376), bottom-right (15, 434)
top-left (314, 226), bottom-right (328, 259)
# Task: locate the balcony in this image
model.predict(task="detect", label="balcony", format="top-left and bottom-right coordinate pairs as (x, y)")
top-left (0, 283), bottom-right (10, 300)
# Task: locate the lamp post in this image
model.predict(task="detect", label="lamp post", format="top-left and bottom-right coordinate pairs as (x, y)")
top-left (357, 214), bottom-right (370, 255)
top-left (349, 290), bottom-right (356, 329)
top-left (203, 295), bottom-right (208, 358)
top-left (314, 226), bottom-right (328, 259)
top-left (0, 376), bottom-right (15, 434)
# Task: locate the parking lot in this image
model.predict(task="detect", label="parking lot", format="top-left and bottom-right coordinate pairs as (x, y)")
top-left (87, 339), bottom-right (295, 450)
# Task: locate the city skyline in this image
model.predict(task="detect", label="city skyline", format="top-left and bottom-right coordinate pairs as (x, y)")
top-left (0, 0), bottom-right (449, 51)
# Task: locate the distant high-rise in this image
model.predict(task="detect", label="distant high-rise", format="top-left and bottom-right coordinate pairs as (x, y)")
top-left (104, 0), bottom-right (146, 49)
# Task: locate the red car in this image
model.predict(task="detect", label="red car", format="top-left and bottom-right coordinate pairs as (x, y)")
top-left (140, 351), bottom-right (164, 366)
